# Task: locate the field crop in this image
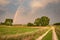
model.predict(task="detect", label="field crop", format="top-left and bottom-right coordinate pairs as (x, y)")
top-left (55, 25), bottom-right (60, 40)
top-left (42, 30), bottom-right (52, 40)
top-left (0, 25), bottom-right (49, 40)
top-left (0, 25), bottom-right (39, 35)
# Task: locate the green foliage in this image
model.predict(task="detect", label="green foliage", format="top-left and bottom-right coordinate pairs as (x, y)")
top-left (34, 16), bottom-right (50, 26)
top-left (34, 18), bottom-right (41, 26)
top-left (27, 23), bottom-right (34, 26)
top-left (40, 16), bottom-right (50, 26)
top-left (4, 19), bottom-right (13, 26)
top-left (54, 23), bottom-right (60, 25)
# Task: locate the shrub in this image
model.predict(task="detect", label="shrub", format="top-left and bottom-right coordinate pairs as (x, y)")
top-left (27, 23), bottom-right (34, 26)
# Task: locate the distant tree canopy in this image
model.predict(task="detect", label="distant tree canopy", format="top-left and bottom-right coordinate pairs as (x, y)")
top-left (34, 18), bottom-right (41, 26)
top-left (40, 16), bottom-right (50, 26)
top-left (27, 23), bottom-right (34, 26)
top-left (34, 16), bottom-right (50, 26)
top-left (4, 19), bottom-right (13, 26)
top-left (54, 23), bottom-right (60, 25)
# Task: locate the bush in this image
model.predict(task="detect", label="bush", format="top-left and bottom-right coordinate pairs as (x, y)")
top-left (27, 23), bottom-right (34, 26)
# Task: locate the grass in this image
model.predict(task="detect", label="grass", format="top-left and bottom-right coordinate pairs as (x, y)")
top-left (55, 25), bottom-right (60, 40)
top-left (0, 25), bottom-right (49, 40)
top-left (0, 25), bottom-right (39, 35)
top-left (42, 30), bottom-right (52, 40)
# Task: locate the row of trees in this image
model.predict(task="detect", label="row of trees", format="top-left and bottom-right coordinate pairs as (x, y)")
top-left (27, 16), bottom-right (50, 26)
top-left (0, 16), bottom-right (50, 26)
top-left (54, 23), bottom-right (60, 25)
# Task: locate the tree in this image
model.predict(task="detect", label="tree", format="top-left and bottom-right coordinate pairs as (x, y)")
top-left (27, 23), bottom-right (34, 26)
top-left (40, 16), bottom-right (50, 26)
top-left (34, 16), bottom-right (50, 26)
top-left (4, 19), bottom-right (13, 26)
top-left (34, 18), bottom-right (41, 26)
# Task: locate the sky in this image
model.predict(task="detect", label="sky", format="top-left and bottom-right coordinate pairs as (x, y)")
top-left (0, 0), bottom-right (60, 24)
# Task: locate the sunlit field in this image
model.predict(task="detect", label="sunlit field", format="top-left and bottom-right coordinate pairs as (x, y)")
top-left (0, 25), bottom-right (60, 40)
top-left (0, 25), bottom-right (49, 40)
top-left (0, 25), bottom-right (38, 35)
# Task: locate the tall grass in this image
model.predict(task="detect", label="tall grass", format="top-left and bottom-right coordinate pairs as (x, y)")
top-left (55, 26), bottom-right (60, 40)
top-left (42, 30), bottom-right (52, 40)
top-left (0, 25), bottom-right (49, 40)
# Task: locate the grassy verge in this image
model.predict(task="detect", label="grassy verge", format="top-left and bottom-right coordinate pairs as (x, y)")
top-left (55, 26), bottom-right (60, 40)
top-left (42, 30), bottom-right (52, 40)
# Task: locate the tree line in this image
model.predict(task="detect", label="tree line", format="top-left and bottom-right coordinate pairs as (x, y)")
top-left (27, 16), bottom-right (50, 26)
top-left (0, 16), bottom-right (50, 26)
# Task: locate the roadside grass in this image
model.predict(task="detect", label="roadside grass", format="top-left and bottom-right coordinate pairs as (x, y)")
top-left (42, 30), bottom-right (52, 40)
top-left (55, 25), bottom-right (60, 40)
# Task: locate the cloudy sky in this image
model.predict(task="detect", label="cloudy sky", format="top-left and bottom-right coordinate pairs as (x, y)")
top-left (0, 0), bottom-right (60, 24)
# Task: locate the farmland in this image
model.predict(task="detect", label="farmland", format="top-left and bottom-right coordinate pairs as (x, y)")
top-left (0, 25), bottom-right (60, 40)
top-left (0, 25), bottom-right (49, 40)
top-left (0, 25), bottom-right (39, 35)
top-left (55, 25), bottom-right (60, 40)
top-left (42, 30), bottom-right (52, 40)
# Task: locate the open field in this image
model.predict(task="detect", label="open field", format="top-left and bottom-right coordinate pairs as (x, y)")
top-left (0, 25), bottom-right (49, 40)
top-left (0, 25), bottom-right (60, 40)
top-left (0, 26), bottom-right (39, 35)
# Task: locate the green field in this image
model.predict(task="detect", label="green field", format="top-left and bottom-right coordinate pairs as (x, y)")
top-left (0, 25), bottom-right (49, 40)
top-left (42, 30), bottom-right (52, 40)
top-left (0, 25), bottom-right (39, 35)
top-left (1, 25), bottom-right (60, 40)
top-left (55, 25), bottom-right (60, 40)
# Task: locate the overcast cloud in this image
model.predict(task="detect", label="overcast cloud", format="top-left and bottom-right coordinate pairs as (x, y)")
top-left (0, 0), bottom-right (60, 24)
